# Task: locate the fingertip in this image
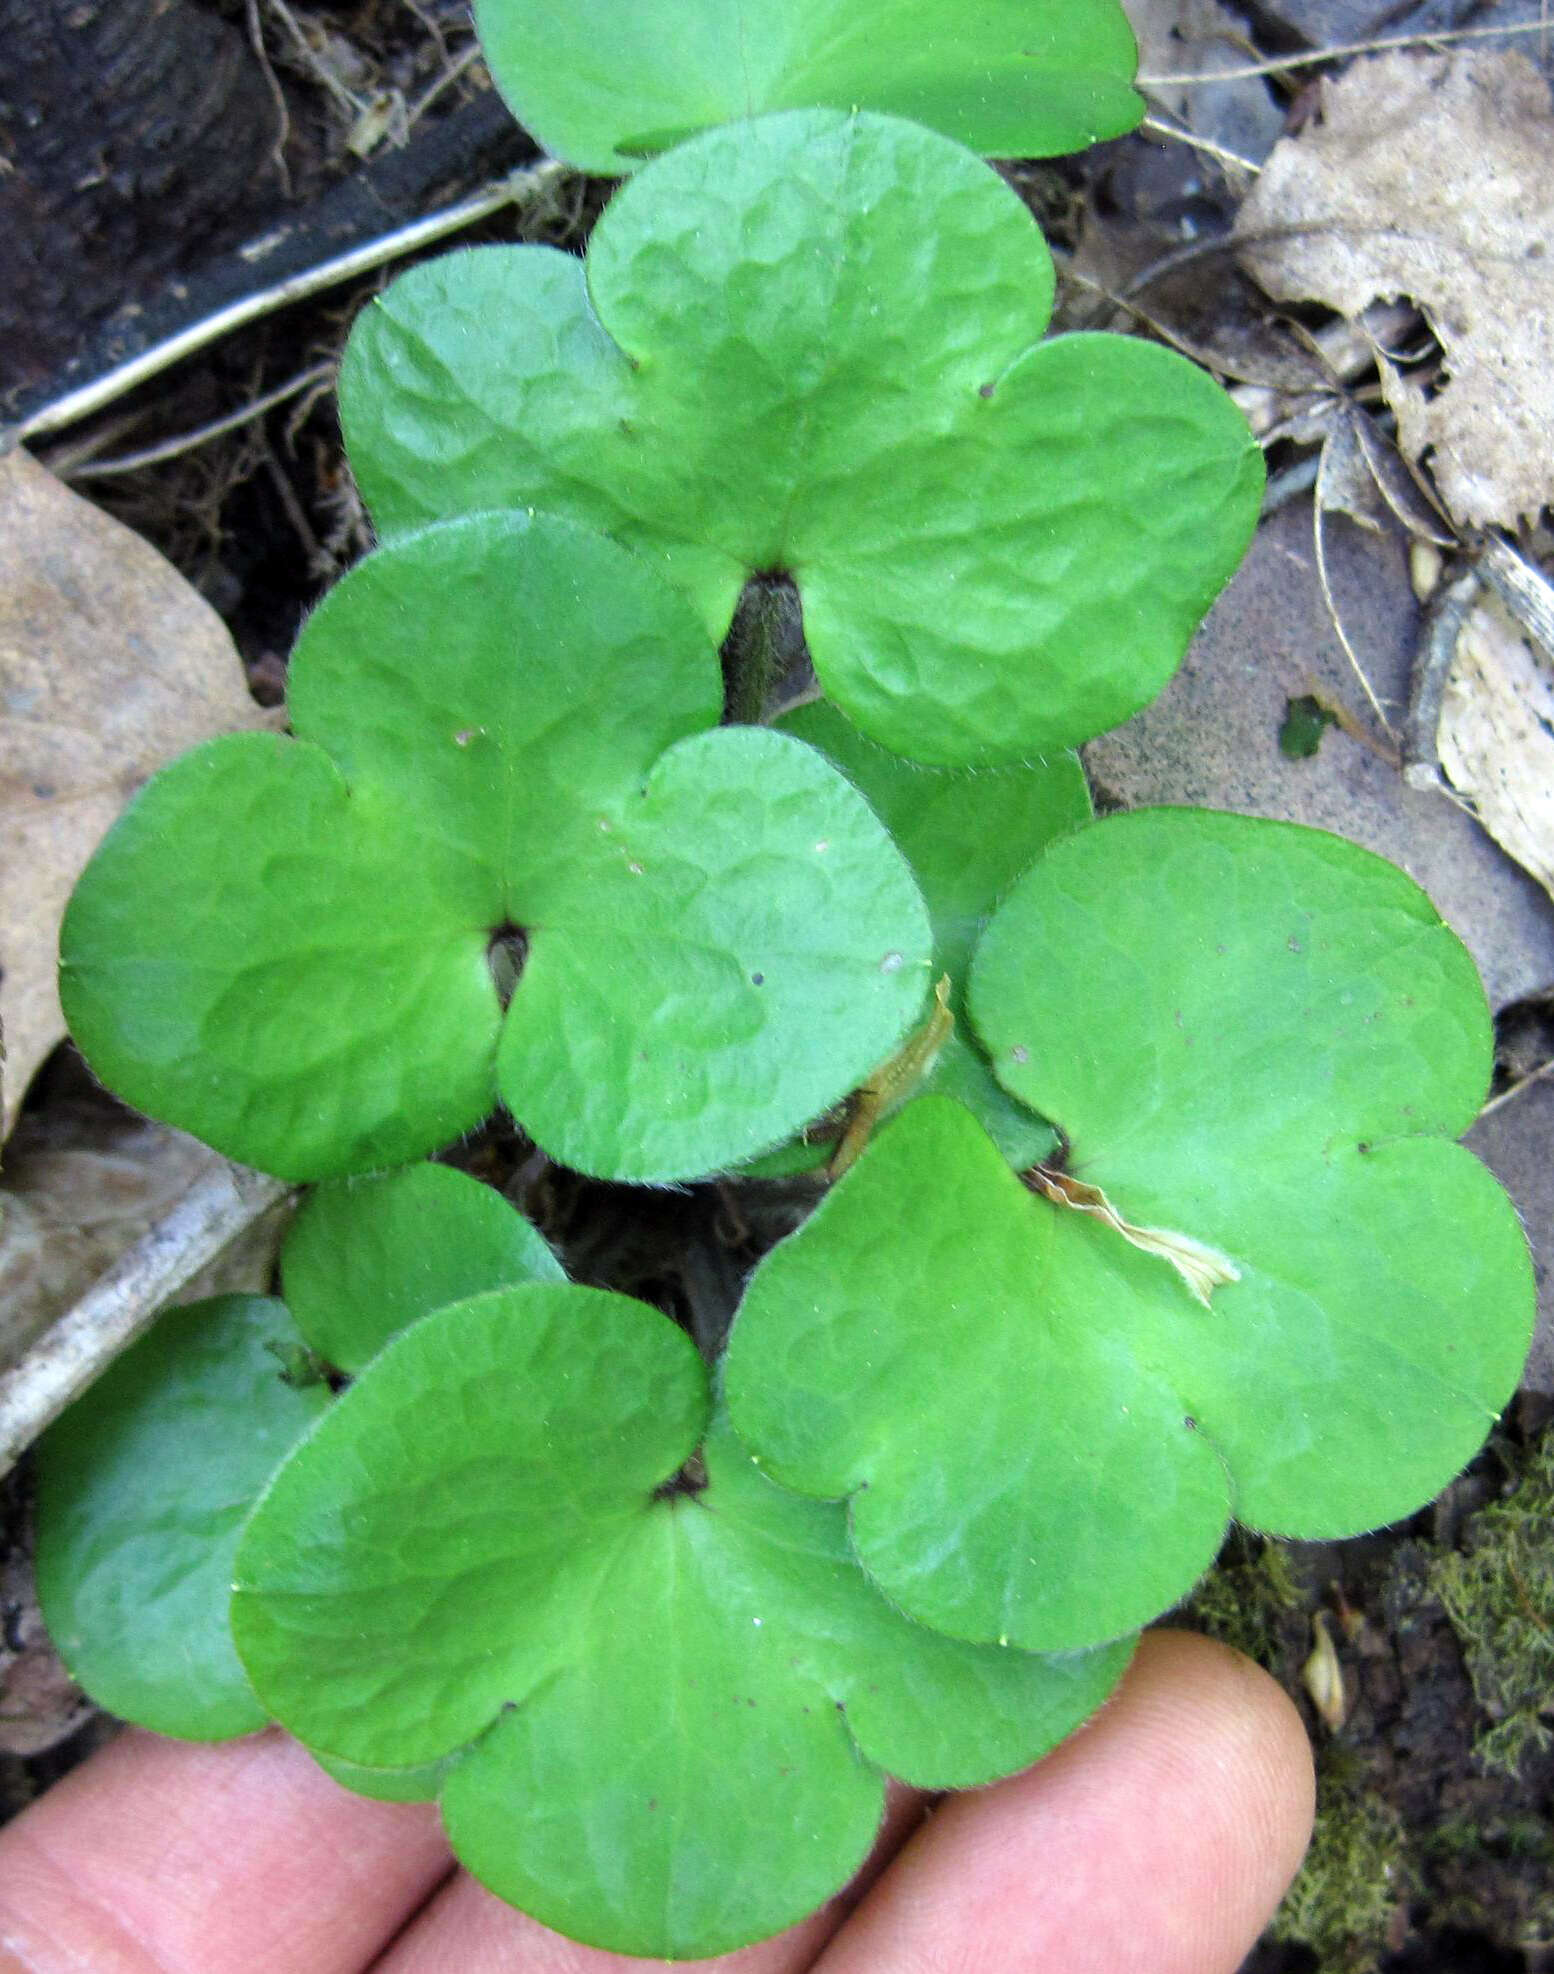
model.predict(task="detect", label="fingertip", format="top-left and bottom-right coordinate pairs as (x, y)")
top-left (817, 1625), bottom-right (1315, 1974)
top-left (0, 1727), bottom-right (452, 1974)
top-left (1122, 1626), bottom-right (1317, 1908)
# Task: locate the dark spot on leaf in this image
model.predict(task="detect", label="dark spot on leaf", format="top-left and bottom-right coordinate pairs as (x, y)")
top-left (485, 922), bottom-right (528, 1008)
top-left (978, 381), bottom-right (995, 399)
top-left (1358, 1141), bottom-right (1372, 1155)
top-left (647, 1797), bottom-right (657, 1810)
top-left (751, 972), bottom-right (764, 986)
top-left (1184, 1415), bottom-right (1198, 1430)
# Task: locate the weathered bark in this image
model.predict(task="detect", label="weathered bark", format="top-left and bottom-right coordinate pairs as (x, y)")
top-left (0, 0), bottom-right (282, 391)
top-left (6, 86), bottom-right (539, 434)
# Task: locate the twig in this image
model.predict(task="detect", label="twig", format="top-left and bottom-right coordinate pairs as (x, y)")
top-left (1314, 433), bottom-right (1401, 748)
top-left (57, 360), bottom-right (336, 481)
top-left (400, 0), bottom-right (449, 60)
top-left (1477, 1059), bottom-right (1554, 1123)
top-left (1139, 113), bottom-right (1261, 177)
top-left (260, 431), bottom-right (331, 573)
top-left (266, 0), bottom-right (369, 116)
top-left (0, 1165), bottom-right (289, 1476)
top-left (246, 0), bottom-right (294, 198)
top-left (407, 39), bottom-right (483, 132)
top-left (1140, 18), bottom-right (1552, 86)
top-left (13, 156), bottom-right (568, 445)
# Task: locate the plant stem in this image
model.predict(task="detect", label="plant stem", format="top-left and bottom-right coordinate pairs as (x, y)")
top-left (720, 574), bottom-right (805, 725)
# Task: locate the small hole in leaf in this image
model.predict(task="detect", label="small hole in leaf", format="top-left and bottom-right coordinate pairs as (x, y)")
top-left (486, 922), bottom-right (529, 1009)
top-left (652, 1451), bottom-right (709, 1503)
top-left (1279, 694), bottom-right (1339, 759)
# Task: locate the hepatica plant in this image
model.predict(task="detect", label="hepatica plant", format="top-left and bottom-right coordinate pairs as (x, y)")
top-left (39, 5), bottom-right (1535, 1959)
top-left (61, 512), bottom-right (932, 1183)
top-left (341, 105), bottom-right (1262, 764)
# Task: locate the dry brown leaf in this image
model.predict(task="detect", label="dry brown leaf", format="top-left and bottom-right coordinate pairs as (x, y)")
top-left (0, 447), bottom-right (268, 1136)
top-left (1437, 593), bottom-right (1554, 901)
top-left (0, 1089), bottom-right (285, 1376)
top-left (1236, 50), bottom-right (1554, 529)
top-left (1085, 498), bottom-right (1554, 1010)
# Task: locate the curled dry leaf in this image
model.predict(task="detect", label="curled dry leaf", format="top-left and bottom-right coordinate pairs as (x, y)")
top-left (1436, 593), bottom-right (1554, 906)
top-left (0, 447), bottom-right (269, 1136)
top-left (1236, 50), bottom-right (1554, 530)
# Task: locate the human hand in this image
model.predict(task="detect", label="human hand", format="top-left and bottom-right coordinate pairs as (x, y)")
top-left (0, 1629), bottom-right (1313, 1974)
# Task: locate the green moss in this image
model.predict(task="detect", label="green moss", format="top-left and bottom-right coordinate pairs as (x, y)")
top-left (1432, 1431), bottom-right (1554, 1779)
top-left (1271, 1759), bottom-right (1409, 1974)
top-left (1424, 1810), bottom-right (1554, 1947)
top-left (1182, 1531), bottom-right (1300, 1669)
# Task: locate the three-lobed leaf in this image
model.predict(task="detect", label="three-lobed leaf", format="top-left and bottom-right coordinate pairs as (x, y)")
top-left (725, 809), bottom-right (1534, 1652)
top-left (343, 109), bottom-right (1264, 766)
top-left (61, 513), bottom-right (931, 1182)
top-left (233, 1284), bottom-right (1131, 1958)
top-left (34, 1296), bottom-right (330, 1739)
top-left (474, 0), bottom-right (1143, 173)
top-left (34, 1172), bottom-right (564, 1738)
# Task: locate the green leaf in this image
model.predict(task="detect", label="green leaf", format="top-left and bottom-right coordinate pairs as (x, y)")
top-left (777, 699), bottom-right (1089, 1164)
top-left (34, 1296), bottom-right (330, 1739)
top-left (61, 513), bottom-right (931, 1182)
top-left (283, 1163), bottom-right (562, 1374)
top-left (473, 0), bottom-right (1142, 174)
top-left (309, 1749), bottom-right (460, 1804)
top-left (726, 811), bottom-right (1534, 1652)
top-left (233, 1285), bottom-right (1130, 1957)
top-left (342, 110), bottom-right (1264, 766)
